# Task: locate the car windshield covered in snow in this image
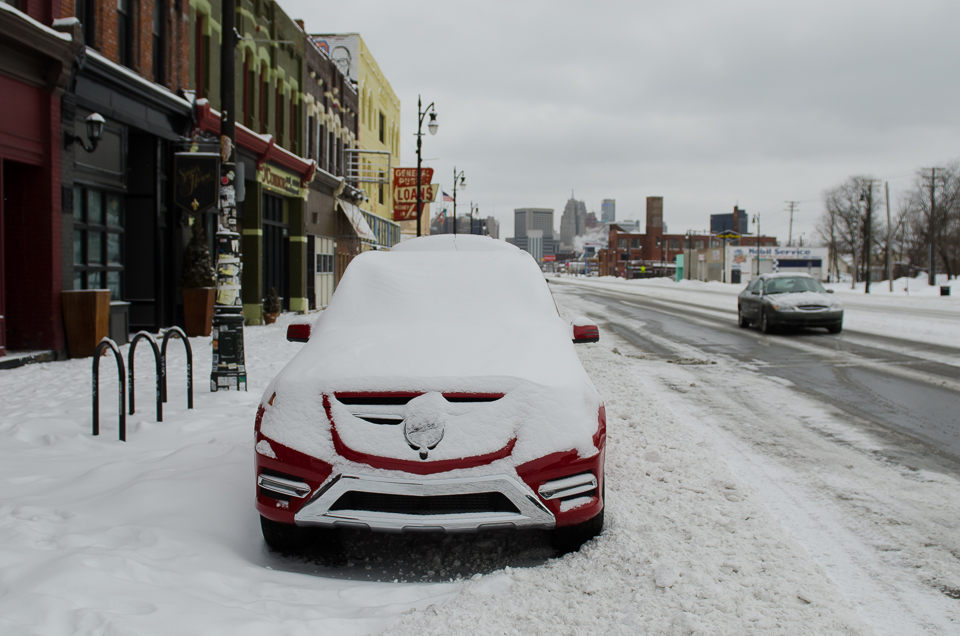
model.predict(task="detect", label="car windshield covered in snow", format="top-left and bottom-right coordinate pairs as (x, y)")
top-left (763, 276), bottom-right (827, 295)
top-left (279, 238), bottom-right (589, 390)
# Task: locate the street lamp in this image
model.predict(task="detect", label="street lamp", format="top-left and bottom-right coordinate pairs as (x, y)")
top-left (470, 201), bottom-right (478, 235)
top-left (752, 213), bottom-right (761, 277)
top-left (415, 96), bottom-right (438, 237)
top-left (452, 167), bottom-right (466, 236)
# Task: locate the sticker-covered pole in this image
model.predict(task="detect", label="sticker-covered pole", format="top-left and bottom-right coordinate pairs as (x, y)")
top-left (211, 0), bottom-right (247, 392)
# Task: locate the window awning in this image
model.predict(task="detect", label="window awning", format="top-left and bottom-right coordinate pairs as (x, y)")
top-left (337, 199), bottom-right (377, 243)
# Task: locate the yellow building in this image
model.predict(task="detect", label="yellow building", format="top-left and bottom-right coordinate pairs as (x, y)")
top-left (310, 33), bottom-right (402, 248)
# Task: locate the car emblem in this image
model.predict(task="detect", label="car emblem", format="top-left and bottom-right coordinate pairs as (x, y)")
top-left (403, 393), bottom-right (446, 459)
top-left (403, 414), bottom-right (444, 459)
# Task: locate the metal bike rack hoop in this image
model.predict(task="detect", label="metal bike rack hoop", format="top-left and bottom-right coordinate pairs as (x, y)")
top-left (92, 338), bottom-right (127, 441)
top-left (161, 327), bottom-right (193, 409)
top-left (128, 331), bottom-right (163, 422)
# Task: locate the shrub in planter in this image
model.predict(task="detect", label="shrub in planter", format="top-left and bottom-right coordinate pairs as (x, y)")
top-left (263, 286), bottom-right (281, 325)
top-left (181, 221), bottom-right (217, 337)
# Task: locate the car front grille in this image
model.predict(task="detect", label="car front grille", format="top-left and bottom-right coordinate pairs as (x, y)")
top-left (329, 491), bottom-right (520, 516)
top-left (797, 305), bottom-right (829, 311)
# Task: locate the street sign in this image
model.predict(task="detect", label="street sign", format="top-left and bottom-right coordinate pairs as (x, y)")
top-left (392, 167), bottom-right (437, 221)
top-left (393, 184), bottom-right (438, 221)
top-left (542, 254), bottom-right (556, 262)
top-left (392, 167), bottom-right (433, 198)
top-left (716, 230), bottom-right (741, 240)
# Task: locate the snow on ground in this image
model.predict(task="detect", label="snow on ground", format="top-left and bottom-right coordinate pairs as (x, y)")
top-left (1, 283), bottom-right (958, 634)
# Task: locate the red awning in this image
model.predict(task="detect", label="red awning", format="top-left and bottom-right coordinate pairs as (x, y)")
top-left (194, 99), bottom-right (316, 186)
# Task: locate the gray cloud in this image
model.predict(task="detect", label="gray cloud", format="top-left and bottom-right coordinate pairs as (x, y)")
top-left (285, 0), bottom-right (960, 241)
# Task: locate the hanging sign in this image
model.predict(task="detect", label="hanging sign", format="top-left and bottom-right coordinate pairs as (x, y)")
top-left (174, 152), bottom-right (220, 214)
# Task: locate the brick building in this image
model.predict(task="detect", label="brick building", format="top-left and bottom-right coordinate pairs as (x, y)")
top-left (0, 0), bottom-right (80, 359)
top-left (599, 197), bottom-right (688, 278)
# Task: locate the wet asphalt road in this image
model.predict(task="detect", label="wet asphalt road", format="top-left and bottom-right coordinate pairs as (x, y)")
top-left (555, 282), bottom-right (960, 467)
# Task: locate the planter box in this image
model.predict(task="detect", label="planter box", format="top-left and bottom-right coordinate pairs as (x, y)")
top-left (183, 288), bottom-right (215, 337)
top-left (61, 290), bottom-right (110, 358)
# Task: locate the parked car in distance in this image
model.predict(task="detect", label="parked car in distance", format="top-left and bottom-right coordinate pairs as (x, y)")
top-left (737, 273), bottom-right (843, 334)
top-left (256, 234), bottom-right (606, 553)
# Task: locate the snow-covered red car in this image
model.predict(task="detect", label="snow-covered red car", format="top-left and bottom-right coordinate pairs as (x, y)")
top-left (254, 235), bottom-right (605, 551)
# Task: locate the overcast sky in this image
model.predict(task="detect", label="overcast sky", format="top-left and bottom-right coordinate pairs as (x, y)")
top-left (284, 0), bottom-right (960, 243)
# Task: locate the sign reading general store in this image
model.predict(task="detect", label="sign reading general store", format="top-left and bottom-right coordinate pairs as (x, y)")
top-left (258, 163), bottom-right (307, 199)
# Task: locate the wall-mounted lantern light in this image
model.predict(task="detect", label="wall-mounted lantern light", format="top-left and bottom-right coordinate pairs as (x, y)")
top-left (65, 113), bottom-right (106, 153)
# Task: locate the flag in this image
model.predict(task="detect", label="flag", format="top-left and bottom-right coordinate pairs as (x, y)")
top-left (442, 191), bottom-right (454, 203)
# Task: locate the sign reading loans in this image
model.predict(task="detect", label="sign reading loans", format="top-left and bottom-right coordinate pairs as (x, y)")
top-left (174, 152), bottom-right (220, 214)
top-left (258, 164), bottom-right (307, 199)
top-left (392, 167), bottom-right (438, 221)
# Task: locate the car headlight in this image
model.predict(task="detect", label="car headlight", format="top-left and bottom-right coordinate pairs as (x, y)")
top-left (770, 302), bottom-right (795, 311)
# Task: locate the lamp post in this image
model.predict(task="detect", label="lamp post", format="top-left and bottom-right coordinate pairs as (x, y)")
top-left (470, 201), bottom-right (479, 235)
top-left (451, 167), bottom-right (466, 235)
top-left (752, 213), bottom-right (761, 277)
top-left (415, 95), bottom-right (438, 237)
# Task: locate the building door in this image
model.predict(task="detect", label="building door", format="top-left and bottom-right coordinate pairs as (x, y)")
top-left (262, 192), bottom-right (289, 310)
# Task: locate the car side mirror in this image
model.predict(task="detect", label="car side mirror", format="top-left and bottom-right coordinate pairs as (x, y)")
top-left (826, 289), bottom-right (834, 293)
top-left (751, 290), bottom-right (759, 296)
top-left (286, 323), bottom-right (311, 342)
top-left (571, 317), bottom-right (600, 343)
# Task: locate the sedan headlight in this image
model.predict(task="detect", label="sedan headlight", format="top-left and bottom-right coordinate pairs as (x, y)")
top-left (770, 302), bottom-right (795, 311)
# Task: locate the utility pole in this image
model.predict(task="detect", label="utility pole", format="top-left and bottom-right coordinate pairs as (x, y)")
top-left (864, 181), bottom-right (873, 294)
top-left (785, 201), bottom-right (799, 246)
top-left (210, 0), bottom-right (246, 392)
top-left (928, 168), bottom-right (936, 286)
top-left (885, 182), bottom-right (892, 292)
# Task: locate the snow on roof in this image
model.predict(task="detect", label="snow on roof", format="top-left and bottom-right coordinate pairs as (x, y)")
top-left (391, 234), bottom-right (518, 252)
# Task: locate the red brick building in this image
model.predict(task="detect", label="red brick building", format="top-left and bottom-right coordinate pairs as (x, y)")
top-left (0, 0), bottom-right (80, 358)
top-left (598, 197), bottom-right (779, 279)
top-left (599, 197), bottom-right (689, 278)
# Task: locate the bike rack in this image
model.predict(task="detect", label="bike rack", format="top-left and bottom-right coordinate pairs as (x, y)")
top-left (92, 338), bottom-right (127, 441)
top-left (161, 327), bottom-right (193, 410)
top-left (128, 331), bottom-right (162, 422)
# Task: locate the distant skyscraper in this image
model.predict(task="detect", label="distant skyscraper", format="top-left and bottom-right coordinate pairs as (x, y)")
top-left (601, 199), bottom-right (616, 222)
top-left (507, 208), bottom-right (558, 261)
top-left (559, 196), bottom-right (587, 251)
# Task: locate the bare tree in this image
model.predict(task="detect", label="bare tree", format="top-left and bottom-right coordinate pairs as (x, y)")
top-left (901, 161), bottom-right (960, 280)
top-left (816, 176), bottom-right (885, 284)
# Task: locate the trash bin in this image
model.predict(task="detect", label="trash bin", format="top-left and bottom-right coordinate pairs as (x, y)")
top-left (941, 286), bottom-right (951, 296)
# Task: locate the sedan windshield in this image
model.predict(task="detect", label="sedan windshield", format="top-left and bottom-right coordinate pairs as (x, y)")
top-left (764, 277), bottom-right (826, 294)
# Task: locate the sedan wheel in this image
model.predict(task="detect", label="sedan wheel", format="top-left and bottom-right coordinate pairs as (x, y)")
top-left (738, 306), bottom-right (750, 328)
top-left (760, 310), bottom-right (774, 334)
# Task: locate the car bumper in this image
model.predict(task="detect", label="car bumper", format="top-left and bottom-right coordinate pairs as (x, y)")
top-left (767, 309), bottom-right (843, 327)
top-left (255, 434), bottom-right (604, 533)
top-left (293, 472), bottom-right (556, 533)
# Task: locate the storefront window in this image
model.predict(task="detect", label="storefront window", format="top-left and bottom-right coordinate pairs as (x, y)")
top-left (73, 185), bottom-right (124, 298)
